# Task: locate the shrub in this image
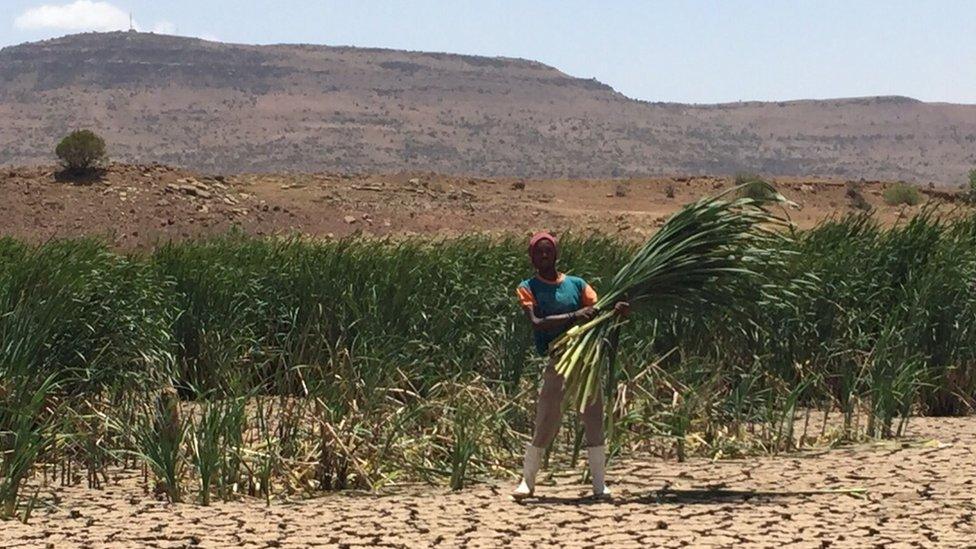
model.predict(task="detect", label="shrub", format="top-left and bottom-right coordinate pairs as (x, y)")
top-left (845, 181), bottom-right (872, 211)
top-left (734, 173), bottom-right (777, 200)
top-left (882, 182), bottom-right (922, 206)
top-left (968, 169), bottom-right (976, 202)
top-left (55, 130), bottom-right (106, 174)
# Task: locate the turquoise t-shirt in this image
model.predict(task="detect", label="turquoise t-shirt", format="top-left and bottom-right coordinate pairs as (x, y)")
top-left (516, 274), bottom-right (597, 356)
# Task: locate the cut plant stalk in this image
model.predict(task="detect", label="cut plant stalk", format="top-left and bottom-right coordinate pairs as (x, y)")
top-left (552, 184), bottom-right (792, 412)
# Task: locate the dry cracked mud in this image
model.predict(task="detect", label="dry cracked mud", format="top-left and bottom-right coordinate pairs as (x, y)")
top-left (3, 416), bottom-right (975, 548)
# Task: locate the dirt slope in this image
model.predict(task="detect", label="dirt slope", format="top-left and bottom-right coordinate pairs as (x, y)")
top-left (2, 32), bottom-right (976, 184)
top-left (0, 164), bottom-right (965, 249)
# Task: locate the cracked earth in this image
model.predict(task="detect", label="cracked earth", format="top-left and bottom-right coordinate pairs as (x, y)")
top-left (3, 416), bottom-right (975, 548)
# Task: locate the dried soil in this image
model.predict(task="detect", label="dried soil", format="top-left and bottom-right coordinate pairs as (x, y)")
top-left (0, 164), bottom-right (964, 249)
top-left (3, 416), bottom-right (974, 548)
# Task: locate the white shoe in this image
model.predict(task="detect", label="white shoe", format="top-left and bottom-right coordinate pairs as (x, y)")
top-left (587, 445), bottom-right (612, 498)
top-left (512, 444), bottom-right (543, 500)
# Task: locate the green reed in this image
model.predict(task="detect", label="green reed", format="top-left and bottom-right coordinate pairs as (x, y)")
top-left (3, 207), bottom-right (976, 516)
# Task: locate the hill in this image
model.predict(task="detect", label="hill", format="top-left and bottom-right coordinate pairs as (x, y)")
top-left (2, 32), bottom-right (976, 184)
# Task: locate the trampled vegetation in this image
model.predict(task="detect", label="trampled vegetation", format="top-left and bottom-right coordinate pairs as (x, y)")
top-left (3, 209), bottom-right (976, 519)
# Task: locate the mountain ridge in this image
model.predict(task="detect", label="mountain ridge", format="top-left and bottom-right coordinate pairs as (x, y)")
top-left (2, 31), bottom-right (975, 184)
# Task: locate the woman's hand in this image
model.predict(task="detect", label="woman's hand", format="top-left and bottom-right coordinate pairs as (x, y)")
top-left (613, 301), bottom-right (631, 317)
top-left (575, 306), bottom-right (599, 321)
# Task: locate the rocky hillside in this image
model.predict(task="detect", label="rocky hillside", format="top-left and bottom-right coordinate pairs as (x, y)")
top-left (2, 32), bottom-right (976, 184)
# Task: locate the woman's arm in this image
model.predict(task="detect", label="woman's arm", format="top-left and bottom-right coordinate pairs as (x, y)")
top-left (523, 306), bottom-right (598, 331)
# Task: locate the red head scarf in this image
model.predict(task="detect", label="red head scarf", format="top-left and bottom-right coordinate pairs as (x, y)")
top-left (528, 232), bottom-right (558, 256)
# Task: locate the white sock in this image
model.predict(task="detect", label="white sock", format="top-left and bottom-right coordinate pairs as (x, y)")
top-left (587, 445), bottom-right (610, 496)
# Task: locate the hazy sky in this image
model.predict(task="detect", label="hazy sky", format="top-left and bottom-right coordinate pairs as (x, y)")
top-left (3, 0), bottom-right (975, 104)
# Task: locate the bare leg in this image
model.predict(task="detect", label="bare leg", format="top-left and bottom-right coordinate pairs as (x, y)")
top-left (531, 362), bottom-right (565, 448)
top-left (514, 361), bottom-right (564, 499)
top-left (581, 394), bottom-right (605, 448)
top-left (517, 360), bottom-right (611, 499)
top-left (581, 394), bottom-right (610, 497)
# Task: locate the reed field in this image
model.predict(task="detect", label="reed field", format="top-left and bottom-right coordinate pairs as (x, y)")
top-left (2, 208), bottom-right (976, 521)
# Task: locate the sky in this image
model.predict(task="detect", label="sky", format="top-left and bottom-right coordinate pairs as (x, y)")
top-left (1, 0), bottom-right (975, 104)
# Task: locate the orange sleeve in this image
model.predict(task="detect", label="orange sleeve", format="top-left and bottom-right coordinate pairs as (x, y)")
top-left (516, 286), bottom-right (536, 310)
top-left (581, 284), bottom-right (598, 307)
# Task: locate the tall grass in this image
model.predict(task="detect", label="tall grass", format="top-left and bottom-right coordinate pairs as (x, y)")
top-left (3, 209), bottom-right (976, 515)
top-left (134, 386), bottom-right (186, 503)
top-left (188, 396), bottom-right (245, 505)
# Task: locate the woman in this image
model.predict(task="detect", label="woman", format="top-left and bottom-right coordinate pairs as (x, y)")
top-left (513, 232), bottom-right (628, 499)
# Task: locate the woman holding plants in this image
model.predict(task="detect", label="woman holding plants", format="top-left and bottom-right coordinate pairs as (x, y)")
top-left (513, 232), bottom-right (628, 500)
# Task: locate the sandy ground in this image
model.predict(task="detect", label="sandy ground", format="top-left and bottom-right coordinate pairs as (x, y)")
top-left (3, 416), bottom-right (974, 548)
top-left (0, 164), bottom-right (966, 249)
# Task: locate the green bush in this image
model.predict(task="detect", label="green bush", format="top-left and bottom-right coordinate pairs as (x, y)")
top-left (882, 182), bottom-right (922, 206)
top-left (968, 169), bottom-right (976, 201)
top-left (55, 130), bottom-right (106, 174)
top-left (734, 172), bottom-right (777, 200)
